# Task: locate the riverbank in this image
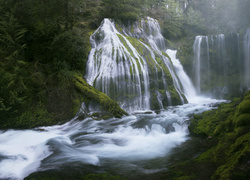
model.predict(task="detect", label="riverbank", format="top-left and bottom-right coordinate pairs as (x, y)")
top-left (169, 91), bottom-right (250, 180)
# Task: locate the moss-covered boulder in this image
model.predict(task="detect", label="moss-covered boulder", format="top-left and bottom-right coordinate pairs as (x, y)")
top-left (73, 73), bottom-right (128, 118)
top-left (170, 91), bottom-right (250, 180)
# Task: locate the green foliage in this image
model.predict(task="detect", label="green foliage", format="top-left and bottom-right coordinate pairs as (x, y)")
top-left (0, 13), bottom-right (27, 60)
top-left (51, 27), bottom-right (90, 72)
top-left (0, 0), bottom-right (95, 128)
top-left (0, 11), bottom-right (30, 121)
top-left (186, 0), bottom-right (250, 33)
top-left (100, 0), bottom-right (143, 23)
top-left (82, 173), bottom-right (126, 180)
top-left (161, 0), bottom-right (184, 39)
top-left (13, 103), bottom-right (55, 128)
top-left (182, 6), bottom-right (206, 35)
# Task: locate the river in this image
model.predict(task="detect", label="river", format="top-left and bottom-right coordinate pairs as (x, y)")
top-left (0, 98), bottom-right (224, 179)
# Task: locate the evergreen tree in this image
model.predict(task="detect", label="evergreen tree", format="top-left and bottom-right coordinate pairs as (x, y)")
top-left (100, 0), bottom-right (144, 23)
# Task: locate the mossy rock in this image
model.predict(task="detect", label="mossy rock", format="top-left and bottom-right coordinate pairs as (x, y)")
top-left (234, 114), bottom-right (250, 127)
top-left (73, 73), bottom-right (128, 118)
top-left (236, 98), bottom-right (250, 115)
top-left (81, 173), bottom-right (126, 180)
top-left (176, 91), bottom-right (250, 180)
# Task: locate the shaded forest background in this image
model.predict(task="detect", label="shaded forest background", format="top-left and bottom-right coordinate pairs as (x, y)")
top-left (0, 0), bottom-right (250, 128)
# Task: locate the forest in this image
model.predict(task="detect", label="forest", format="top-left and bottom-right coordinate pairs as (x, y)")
top-left (0, 0), bottom-right (250, 179)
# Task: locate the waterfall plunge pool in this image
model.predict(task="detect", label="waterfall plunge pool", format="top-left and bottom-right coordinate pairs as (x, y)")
top-left (0, 98), bottom-right (225, 180)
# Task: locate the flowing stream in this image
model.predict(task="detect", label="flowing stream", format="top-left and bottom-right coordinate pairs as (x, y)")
top-left (0, 98), bottom-right (223, 179)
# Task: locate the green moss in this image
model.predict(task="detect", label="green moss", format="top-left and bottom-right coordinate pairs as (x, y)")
top-left (130, 25), bottom-right (134, 34)
top-left (115, 24), bottom-right (123, 34)
top-left (195, 147), bottom-right (216, 163)
top-left (189, 100), bottom-right (238, 137)
top-left (126, 36), bottom-right (144, 55)
top-left (73, 74), bottom-right (128, 118)
top-left (72, 98), bottom-right (81, 115)
top-left (175, 175), bottom-right (195, 180)
top-left (116, 34), bottom-right (134, 57)
top-left (155, 55), bottom-right (174, 84)
top-left (185, 91), bottom-right (250, 180)
top-left (134, 58), bottom-right (142, 73)
top-left (82, 173), bottom-right (126, 180)
top-left (235, 114), bottom-right (250, 127)
top-left (236, 98), bottom-right (250, 115)
top-left (190, 110), bottom-right (219, 137)
top-left (213, 133), bottom-right (250, 179)
top-left (149, 92), bottom-right (160, 110)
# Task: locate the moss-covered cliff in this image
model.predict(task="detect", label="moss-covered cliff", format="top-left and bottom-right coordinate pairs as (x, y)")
top-left (170, 91), bottom-right (250, 179)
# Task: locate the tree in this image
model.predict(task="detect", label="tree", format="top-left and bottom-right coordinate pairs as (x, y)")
top-left (0, 12), bottom-right (28, 118)
top-left (100, 0), bottom-right (144, 23)
top-left (161, 0), bottom-right (184, 39)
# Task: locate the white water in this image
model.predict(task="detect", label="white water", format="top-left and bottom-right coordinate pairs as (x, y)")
top-left (86, 17), bottom-right (186, 111)
top-left (140, 17), bottom-right (185, 104)
top-left (167, 49), bottom-right (197, 102)
top-left (86, 18), bottom-right (150, 111)
top-left (0, 99), bottom-right (224, 179)
top-left (193, 36), bottom-right (203, 94)
top-left (192, 34), bottom-right (229, 97)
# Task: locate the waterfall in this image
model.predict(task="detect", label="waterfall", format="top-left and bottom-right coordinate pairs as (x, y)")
top-left (244, 28), bottom-right (250, 89)
top-left (217, 34), bottom-right (227, 81)
top-left (192, 34), bottom-right (229, 97)
top-left (193, 36), bottom-right (203, 94)
top-left (237, 33), bottom-right (243, 90)
top-left (86, 17), bottom-right (186, 112)
top-left (140, 18), bottom-right (186, 105)
top-left (167, 49), bottom-right (197, 103)
top-left (86, 19), bottom-right (150, 112)
top-left (191, 32), bottom-right (249, 98)
top-left (205, 36), bottom-right (211, 84)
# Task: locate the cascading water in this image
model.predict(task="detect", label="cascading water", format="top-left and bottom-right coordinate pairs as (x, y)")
top-left (193, 36), bottom-right (203, 94)
top-left (86, 17), bottom-right (186, 111)
top-left (191, 34), bottom-right (240, 97)
top-left (86, 19), bottom-right (150, 112)
top-left (244, 28), bottom-right (250, 89)
top-left (167, 49), bottom-right (197, 103)
top-left (190, 30), bottom-right (250, 98)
